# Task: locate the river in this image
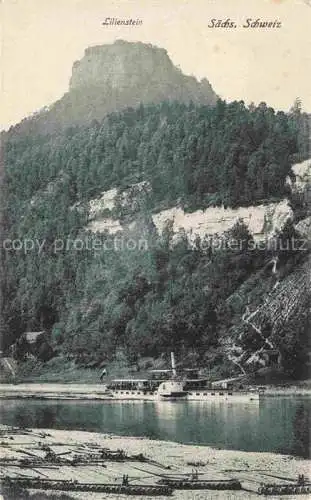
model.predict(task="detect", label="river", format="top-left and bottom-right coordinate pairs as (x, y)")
top-left (0, 396), bottom-right (309, 456)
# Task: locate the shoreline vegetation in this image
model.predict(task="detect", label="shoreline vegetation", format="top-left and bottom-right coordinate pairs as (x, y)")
top-left (0, 426), bottom-right (310, 500)
top-left (2, 354), bottom-right (311, 385)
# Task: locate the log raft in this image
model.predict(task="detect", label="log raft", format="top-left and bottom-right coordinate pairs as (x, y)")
top-left (1, 477), bottom-right (173, 496)
top-left (258, 482), bottom-right (311, 495)
top-left (158, 477), bottom-right (242, 490)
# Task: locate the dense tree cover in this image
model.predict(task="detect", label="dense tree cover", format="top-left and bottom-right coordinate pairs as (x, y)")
top-left (5, 100), bottom-right (298, 215)
top-left (2, 100), bottom-right (310, 376)
top-left (289, 98), bottom-right (311, 161)
top-left (1, 215), bottom-right (277, 365)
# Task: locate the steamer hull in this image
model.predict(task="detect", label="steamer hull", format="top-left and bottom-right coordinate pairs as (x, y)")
top-left (108, 388), bottom-right (259, 401)
top-left (186, 390), bottom-right (260, 401)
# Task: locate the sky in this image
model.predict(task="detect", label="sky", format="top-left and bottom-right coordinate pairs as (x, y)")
top-left (1, 0), bottom-right (311, 130)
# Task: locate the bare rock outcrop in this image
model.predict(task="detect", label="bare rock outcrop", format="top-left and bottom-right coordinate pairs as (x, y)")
top-left (69, 40), bottom-right (217, 105)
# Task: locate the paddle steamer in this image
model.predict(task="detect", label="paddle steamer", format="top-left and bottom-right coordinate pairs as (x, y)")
top-left (105, 353), bottom-right (260, 401)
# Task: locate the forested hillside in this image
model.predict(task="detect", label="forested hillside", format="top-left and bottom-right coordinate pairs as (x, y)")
top-left (2, 100), bottom-right (310, 379)
top-left (5, 100), bottom-right (298, 211)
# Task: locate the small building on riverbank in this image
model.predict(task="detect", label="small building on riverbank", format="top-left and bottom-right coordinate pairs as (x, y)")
top-left (11, 331), bottom-right (54, 361)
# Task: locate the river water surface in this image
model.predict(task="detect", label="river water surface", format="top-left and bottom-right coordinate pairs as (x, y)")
top-left (1, 397), bottom-right (309, 456)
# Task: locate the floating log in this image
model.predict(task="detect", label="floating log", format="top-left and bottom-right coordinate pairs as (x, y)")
top-left (132, 466), bottom-right (204, 480)
top-left (253, 470), bottom-right (309, 483)
top-left (16, 449), bottom-right (40, 458)
top-left (0, 458), bottom-right (17, 464)
top-left (1, 477), bottom-right (173, 496)
top-left (32, 468), bottom-right (49, 478)
top-left (0, 457), bottom-right (108, 468)
top-left (0, 427), bottom-right (49, 438)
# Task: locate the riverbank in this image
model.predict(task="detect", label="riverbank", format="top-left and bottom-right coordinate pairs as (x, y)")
top-left (0, 425), bottom-right (310, 499)
top-left (0, 383), bottom-right (111, 400)
top-left (262, 387), bottom-right (311, 396)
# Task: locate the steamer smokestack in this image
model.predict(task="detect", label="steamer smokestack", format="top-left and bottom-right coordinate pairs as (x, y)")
top-left (170, 352), bottom-right (177, 378)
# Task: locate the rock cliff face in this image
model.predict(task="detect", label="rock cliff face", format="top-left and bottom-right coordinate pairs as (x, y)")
top-left (287, 159), bottom-right (311, 191)
top-left (14, 40), bottom-right (217, 134)
top-left (86, 184), bottom-right (293, 241)
top-left (69, 40), bottom-right (217, 104)
top-left (225, 253), bottom-right (311, 374)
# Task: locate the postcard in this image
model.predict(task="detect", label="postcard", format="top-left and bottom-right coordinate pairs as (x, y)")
top-left (1, 1), bottom-right (310, 498)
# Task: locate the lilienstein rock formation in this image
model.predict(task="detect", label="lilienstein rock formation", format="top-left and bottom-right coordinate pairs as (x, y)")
top-left (1, 40), bottom-right (311, 381)
top-left (14, 40), bottom-right (217, 135)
